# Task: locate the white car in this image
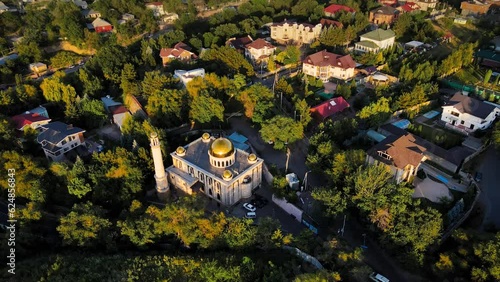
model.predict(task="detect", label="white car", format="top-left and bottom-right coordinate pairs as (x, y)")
top-left (245, 212), bottom-right (256, 219)
top-left (68, 65), bottom-right (75, 69)
top-left (243, 203), bottom-right (256, 212)
top-left (369, 272), bottom-right (389, 282)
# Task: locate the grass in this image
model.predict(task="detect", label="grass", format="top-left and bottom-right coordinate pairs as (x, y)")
top-left (408, 123), bottom-right (464, 150)
top-left (450, 66), bottom-right (481, 85)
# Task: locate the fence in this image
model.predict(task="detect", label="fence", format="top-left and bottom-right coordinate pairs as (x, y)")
top-left (282, 246), bottom-right (323, 270)
top-left (272, 194), bottom-right (303, 222)
top-left (439, 183), bottom-right (481, 244)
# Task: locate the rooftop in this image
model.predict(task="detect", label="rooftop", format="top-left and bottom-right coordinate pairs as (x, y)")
top-left (226, 36), bottom-right (253, 50)
top-left (360, 28), bottom-right (395, 41)
top-left (92, 18), bottom-right (112, 27)
top-left (159, 42), bottom-right (197, 59)
top-left (303, 50), bottom-right (356, 69)
top-left (310, 96), bottom-right (350, 120)
top-left (245, 38), bottom-right (275, 50)
top-left (371, 5), bottom-right (398, 15)
top-left (11, 112), bottom-right (51, 130)
top-left (356, 40), bottom-right (380, 49)
top-left (37, 122), bottom-right (85, 152)
top-left (173, 137), bottom-right (262, 182)
top-left (444, 93), bottom-right (497, 119)
top-left (324, 4), bottom-right (355, 14)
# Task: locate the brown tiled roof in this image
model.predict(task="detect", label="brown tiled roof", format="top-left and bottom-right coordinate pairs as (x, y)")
top-left (368, 133), bottom-right (426, 169)
top-left (108, 105), bottom-right (129, 115)
top-left (226, 35), bottom-right (253, 50)
top-left (320, 18), bottom-right (343, 28)
top-left (303, 50), bottom-right (356, 69)
top-left (245, 38), bottom-right (275, 50)
top-left (159, 42), bottom-right (197, 59)
top-left (444, 93), bottom-right (496, 119)
top-left (371, 5), bottom-right (398, 15)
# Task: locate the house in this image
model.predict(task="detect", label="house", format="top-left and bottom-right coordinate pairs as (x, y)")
top-left (454, 18), bottom-right (468, 24)
top-left (162, 13), bottom-right (179, 23)
top-left (355, 28), bottom-right (395, 53)
top-left (310, 96), bottom-right (350, 121)
top-left (11, 112), bottom-right (51, 131)
top-left (37, 122), bottom-right (85, 162)
top-left (82, 9), bottom-right (101, 19)
top-left (159, 42), bottom-right (197, 66)
top-left (320, 18), bottom-right (343, 28)
top-left (244, 38), bottom-right (276, 64)
top-left (29, 106), bottom-right (49, 118)
top-left (367, 129), bottom-right (427, 183)
top-left (73, 0), bottom-right (88, 9)
top-left (413, 0), bottom-right (438, 11)
top-left (29, 62), bottom-right (47, 76)
top-left (441, 93), bottom-right (500, 134)
top-left (124, 94), bottom-right (148, 119)
top-left (174, 68), bottom-right (205, 87)
top-left (302, 50), bottom-right (356, 82)
top-left (324, 4), bottom-right (355, 17)
top-left (0, 53), bottom-right (18, 66)
top-left (361, 72), bottom-right (399, 88)
top-left (226, 35), bottom-right (254, 52)
top-left (0, 1), bottom-right (9, 13)
top-left (270, 20), bottom-right (322, 45)
top-left (460, 0), bottom-right (493, 16)
top-left (91, 18), bottom-right (113, 33)
top-left (101, 96), bottom-right (130, 129)
top-left (146, 1), bottom-right (165, 17)
top-left (369, 6), bottom-right (399, 25)
top-left (118, 13), bottom-right (135, 24)
top-left (378, 0), bottom-right (398, 6)
top-left (397, 2), bottom-right (421, 13)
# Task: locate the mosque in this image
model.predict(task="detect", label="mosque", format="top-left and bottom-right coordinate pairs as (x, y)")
top-left (150, 132), bottom-right (264, 206)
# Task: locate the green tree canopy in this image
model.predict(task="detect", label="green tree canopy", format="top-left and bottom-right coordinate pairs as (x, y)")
top-left (260, 115), bottom-right (304, 150)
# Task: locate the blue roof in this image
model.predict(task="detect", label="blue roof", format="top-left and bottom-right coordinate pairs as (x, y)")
top-left (228, 132), bottom-right (248, 144)
top-left (233, 141), bottom-right (250, 152)
top-left (101, 96), bottom-right (122, 110)
top-left (29, 106), bottom-right (49, 118)
top-left (367, 130), bottom-right (387, 143)
top-left (423, 110), bottom-right (440, 119)
top-left (0, 53), bottom-right (18, 66)
top-left (391, 119), bottom-right (410, 129)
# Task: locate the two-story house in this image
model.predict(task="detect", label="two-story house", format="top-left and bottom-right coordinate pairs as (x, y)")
top-left (366, 131), bottom-right (427, 184)
top-left (441, 93), bottom-right (500, 134)
top-left (460, 0), bottom-right (493, 16)
top-left (145, 1), bottom-right (166, 17)
top-left (226, 35), bottom-right (254, 53)
top-left (37, 122), bottom-right (85, 161)
top-left (355, 28), bottom-right (395, 53)
top-left (414, 0), bottom-right (438, 11)
top-left (302, 50), bottom-right (356, 82)
top-left (159, 42), bottom-right (197, 66)
top-left (244, 39), bottom-right (276, 65)
top-left (91, 18), bottom-right (113, 33)
top-left (270, 21), bottom-right (322, 45)
top-left (11, 111), bottom-right (51, 131)
top-left (369, 6), bottom-right (399, 25)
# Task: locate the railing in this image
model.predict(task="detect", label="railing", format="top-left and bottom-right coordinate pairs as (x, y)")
top-left (444, 123), bottom-right (470, 136)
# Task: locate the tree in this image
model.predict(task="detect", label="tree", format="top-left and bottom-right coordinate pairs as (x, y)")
top-left (294, 99), bottom-right (312, 128)
top-left (120, 63), bottom-right (138, 95)
top-left (203, 46), bottom-right (254, 76)
top-left (238, 84), bottom-right (274, 124)
top-left (141, 71), bottom-right (178, 97)
top-left (276, 45), bottom-right (301, 65)
top-left (50, 51), bottom-right (81, 68)
top-left (141, 39), bottom-right (157, 68)
top-left (393, 13), bottom-right (412, 38)
top-left (189, 92), bottom-right (224, 125)
top-left (336, 84), bottom-right (351, 99)
top-left (357, 97), bottom-right (391, 127)
top-left (224, 217), bottom-right (257, 250)
top-left (67, 156), bottom-right (92, 198)
top-left (0, 151), bottom-right (46, 203)
top-left (78, 68), bottom-right (103, 97)
top-left (117, 201), bottom-right (159, 246)
top-left (90, 43), bottom-right (129, 83)
top-left (397, 84), bottom-right (428, 110)
top-left (312, 188), bottom-right (348, 217)
top-left (16, 41), bottom-right (43, 62)
top-left (267, 56), bottom-right (276, 72)
top-left (484, 69), bottom-right (493, 84)
top-left (57, 202), bottom-right (111, 247)
top-left (493, 122), bottom-right (500, 150)
top-left (260, 116), bottom-right (304, 150)
top-left (77, 98), bottom-right (107, 129)
top-left (146, 89), bottom-right (186, 127)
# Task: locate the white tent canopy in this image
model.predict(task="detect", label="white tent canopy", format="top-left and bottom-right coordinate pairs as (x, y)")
top-left (405, 40), bottom-right (424, 49)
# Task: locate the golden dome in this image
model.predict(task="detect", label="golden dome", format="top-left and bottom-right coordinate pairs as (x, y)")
top-left (248, 153), bottom-right (257, 163)
top-left (209, 138), bottom-right (234, 158)
top-left (202, 132), bottom-right (210, 140)
top-left (176, 146), bottom-right (186, 156)
top-left (222, 170), bottom-right (233, 180)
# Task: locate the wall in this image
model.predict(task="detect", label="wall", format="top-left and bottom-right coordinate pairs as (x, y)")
top-left (272, 194), bottom-right (303, 222)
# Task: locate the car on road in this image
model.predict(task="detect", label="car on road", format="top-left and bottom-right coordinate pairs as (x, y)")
top-left (68, 65), bottom-right (75, 69)
top-left (243, 203), bottom-right (256, 212)
top-left (474, 172), bottom-right (483, 183)
top-left (245, 212), bottom-right (256, 219)
top-left (369, 272), bottom-right (389, 282)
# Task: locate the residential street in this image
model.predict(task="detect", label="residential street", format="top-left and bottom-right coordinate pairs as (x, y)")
top-left (476, 146), bottom-right (500, 229)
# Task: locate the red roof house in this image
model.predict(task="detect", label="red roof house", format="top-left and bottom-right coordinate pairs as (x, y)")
top-left (310, 97), bottom-right (350, 121)
top-left (320, 18), bottom-right (344, 28)
top-left (92, 18), bottom-right (113, 33)
top-left (11, 112), bottom-right (51, 131)
top-left (159, 42), bottom-right (197, 66)
top-left (397, 2), bottom-right (421, 13)
top-left (324, 4), bottom-right (355, 17)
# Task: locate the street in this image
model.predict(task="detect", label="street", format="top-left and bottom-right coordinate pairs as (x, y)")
top-left (476, 146), bottom-right (500, 229)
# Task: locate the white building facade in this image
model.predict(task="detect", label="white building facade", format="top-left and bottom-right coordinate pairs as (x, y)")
top-left (270, 21), bottom-right (322, 45)
top-left (167, 134), bottom-right (263, 206)
top-left (302, 50), bottom-right (356, 82)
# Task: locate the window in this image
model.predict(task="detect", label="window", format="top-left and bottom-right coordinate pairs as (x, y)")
top-left (460, 120), bottom-right (465, 125)
top-left (470, 124), bottom-right (474, 130)
top-left (61, 140), bottom-right (67, 145)
top-left (451, 111), bottom-right (459, 117)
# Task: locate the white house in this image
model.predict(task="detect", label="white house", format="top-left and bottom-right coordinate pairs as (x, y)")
top-left (302, 50), bottom-right (356, 82)
top-left (145, 1), bottom-right (165, 18)
top-left (270, 20), bottom-right (322, 45)
top-left (441, 93), bottom-right (500, 134)
top-left (244, 38), bottom-right (276, 64)
top-left (37, 122), bottom-right (85, 162)
top-left (174, 68), bottom-right (205, 87)
top-left (355, 29), bottom-right (395, 53)
top-left (101, 96), bottom-right (130, 129)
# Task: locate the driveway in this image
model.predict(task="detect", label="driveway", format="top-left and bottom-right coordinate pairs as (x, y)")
top-left (477, 146), bottom-right (500, 229)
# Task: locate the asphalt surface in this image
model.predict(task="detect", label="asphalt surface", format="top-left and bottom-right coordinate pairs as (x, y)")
top-left (477, 146), bottom-right (500, 229)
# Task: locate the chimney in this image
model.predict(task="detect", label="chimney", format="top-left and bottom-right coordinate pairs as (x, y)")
top-left (68, 124), bottom-right (73, 129)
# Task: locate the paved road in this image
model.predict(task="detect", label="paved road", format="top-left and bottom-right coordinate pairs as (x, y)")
top-left (477, 146), bottom-right (500, 229)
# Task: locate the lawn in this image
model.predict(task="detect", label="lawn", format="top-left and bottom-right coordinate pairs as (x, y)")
top-left (450, 66), bottom-right (482, 85)
top-left (408, 123), bottom-right (464, 149)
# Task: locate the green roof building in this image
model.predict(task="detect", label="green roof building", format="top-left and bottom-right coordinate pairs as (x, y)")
top-left (355, 29), bottom-right (396, 53)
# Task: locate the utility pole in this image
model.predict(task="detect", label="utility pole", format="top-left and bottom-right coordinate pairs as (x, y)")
top-left (339, 214), bottom-right (346, 237)
top-left (303, 170), bottom-right (311, 191)
top-left (285, 147), bottom-right (291, 173)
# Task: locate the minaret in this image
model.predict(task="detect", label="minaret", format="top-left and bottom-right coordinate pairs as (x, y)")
top-left (150, 132), bottom-right (169, 197)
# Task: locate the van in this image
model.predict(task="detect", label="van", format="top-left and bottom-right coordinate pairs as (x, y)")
top-left (369, 272), bottom-right (389, 282)
top-left (245, 212), bottom-right (256, 219)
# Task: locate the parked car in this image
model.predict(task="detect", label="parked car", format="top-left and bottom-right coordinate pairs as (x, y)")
top-left (243, 203), bottom-right (256, 212)
top-left (369, 272), bottom-right (389, 282)
top-left (474, 172), bottom-right (483, 183)
top-left (245, 212), bottom-right (256, 219)
top-left (68, 65), bottom-right (75, 69)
